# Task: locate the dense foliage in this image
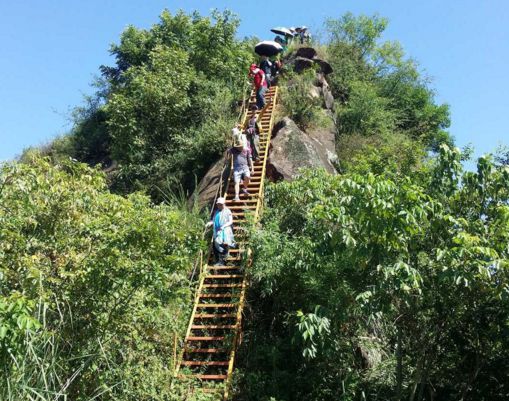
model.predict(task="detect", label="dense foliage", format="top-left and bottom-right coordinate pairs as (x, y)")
top-left (6, 8), bottom-right (509, 401)
top-left (0, 157), bottom-right (204, 400)
top-left (324, 14), bottom-right (452, 173)
top-left (27, 9), bottom-right (253, 200)
top-left (237, 147), bottom-right (509, 400)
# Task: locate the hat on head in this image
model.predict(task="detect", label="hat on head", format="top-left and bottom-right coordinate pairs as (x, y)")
top-left (216, 197), bottom-right (226, 205)
top-left (233, 134), bottom-right (245, 149)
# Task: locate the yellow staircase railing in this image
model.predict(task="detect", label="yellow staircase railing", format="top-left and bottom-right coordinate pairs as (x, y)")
top-left (175, 85), bottom-right (279, 400)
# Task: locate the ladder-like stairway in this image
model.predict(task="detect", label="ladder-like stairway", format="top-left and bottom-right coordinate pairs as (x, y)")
top-left (175, 86), bottom-right (278, 399)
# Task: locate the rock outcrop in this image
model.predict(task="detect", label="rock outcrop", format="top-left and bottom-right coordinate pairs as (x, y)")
top-left (267, 46), bottom-right (338, 181)
top-left (194, 157), bottom-right (230, 211)
top-left (267, 118), bottom-right (337, 181)
top-left (285, 46), bottom-right (334, 76)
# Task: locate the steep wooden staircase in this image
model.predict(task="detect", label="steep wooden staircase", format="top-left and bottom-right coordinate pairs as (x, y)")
top-left (175, 86), bottom-right (279, 399)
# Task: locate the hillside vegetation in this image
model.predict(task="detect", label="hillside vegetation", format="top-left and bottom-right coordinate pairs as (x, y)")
top-left (2, 8), bottom-right (508, 401)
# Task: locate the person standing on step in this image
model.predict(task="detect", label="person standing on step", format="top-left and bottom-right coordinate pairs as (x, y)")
top-left (206, 197), bottom-right (235, 266)
top-left (232, 123), bottom-right (247, 150)
top-left (249, 63), bottom-right (267, 111)
top-left (229, 134), bottom-right (254, 201)
top-left (259, 56), bottom-right (273, 88)
top-left (246, 107), bottom-right (261, 161)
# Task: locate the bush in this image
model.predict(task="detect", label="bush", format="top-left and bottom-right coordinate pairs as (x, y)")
top-left (0, 156), bottom-right (204, 400)
top-left (279, 70), bottom-right (326, 130)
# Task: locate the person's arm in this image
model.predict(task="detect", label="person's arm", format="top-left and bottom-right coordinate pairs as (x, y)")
top-left (205, 211), bottom-right (215, 228)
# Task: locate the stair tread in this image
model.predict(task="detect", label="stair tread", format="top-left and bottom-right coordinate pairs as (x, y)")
top-left (203, 284), bottom-right (242, 288)
top-left (199, 293), bottom-right (238, 298)
top-left (187, 336), bottom-right (225, 341)
top-left (181, 360), bottom-right (229, 366)
top-left (179, 374), bottom-right (227, 380)
top-left (191, 324), bottom-right (236, 329)
top-left (194, 313), bottom-right (237, 318)
top-left (185, 348), bottom-right (228, 353)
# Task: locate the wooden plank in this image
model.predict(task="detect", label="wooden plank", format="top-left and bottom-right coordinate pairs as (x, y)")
top-left (194, 313), bottom-right (237, 318)
top-left (181, 361), bottom-right (229, 366)
top-left (203, 284), bottom-right (242, 288)
top-left (179, 374), bottom-right (227, 380)
top-left (196, 303), bottom-right (237, 308)
top-left (199, 293), bottom-right (238, 298)
top-left (191, 325), bottom-right (236, 329)
top-left (187, 336), bottom-right (225, 341)
top-left (185, 348), bottom-right (228, 353)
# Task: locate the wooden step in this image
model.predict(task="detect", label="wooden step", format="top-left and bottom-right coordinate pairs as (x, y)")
top-left (187, 336), bottom-right (225, 341)
top-left (228, 249), bottom-right (243, 254)
top-left (185, 348), bottom-right (228, 353)
top-left (179, 374), bottom-right (227, 380)
top-left (203, 284), bottom-right (242, 288)
top-left (205, 274), bottom-right (243, 279)
top-left (196, 304), bottom-right (237, 309)
top-left (194, 313), bottom-right (237, 318)
top-left (207, 266), bottom-right (241, 270)
top-left (181, 361), bottom-right (229, 366)
top-left (191, 324), bottom-right (236, 329)
top-left (199, 293), bottom-right (238, 298)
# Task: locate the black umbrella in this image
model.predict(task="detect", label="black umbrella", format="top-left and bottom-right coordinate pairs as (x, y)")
top-left (255, 41), bottom-right (283, 57)
top-left (270, 27), bottom-right (294, 37)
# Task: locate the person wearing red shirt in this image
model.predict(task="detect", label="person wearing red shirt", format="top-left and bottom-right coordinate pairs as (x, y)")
top-left (249, 63), bottom-right (268, 110)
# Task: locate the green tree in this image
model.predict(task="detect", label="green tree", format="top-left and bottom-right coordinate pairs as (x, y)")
top-left (0, 156), bottom-right (204, 400)
top-left (238, 148), bottom-right (509, 400)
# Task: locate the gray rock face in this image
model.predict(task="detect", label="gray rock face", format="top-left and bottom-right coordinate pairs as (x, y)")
top-left (194, 157), bottom-right (230, 211)
top-left (267, 118), bottom-right (337, 181)
top-left (313, 73), bottom-right (334, 110)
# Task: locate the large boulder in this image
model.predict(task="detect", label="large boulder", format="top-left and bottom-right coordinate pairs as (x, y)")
top-left (193, 157), bottom-right (230, 211)
top-left (313, 58), bottom-right (333, 75)
top-left (293, 56), bottom-right (314, 73)
top-left (267, 118), bottom-right (337, 181)
top-left (295, 47), bottom-right (317, 59)
top-left (306, 121), bottom-right (338, 172)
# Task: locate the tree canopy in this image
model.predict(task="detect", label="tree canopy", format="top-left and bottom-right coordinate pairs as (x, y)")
top-left (0, 157), bottom-right (204, 400)
top-left (238, 148), bottom-right (509, 400)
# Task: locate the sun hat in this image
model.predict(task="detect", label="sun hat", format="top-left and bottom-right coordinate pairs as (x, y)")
top-left (216, 197), bottom-right (226, 205)
top-left (233, 135), bottom-right (245, 149)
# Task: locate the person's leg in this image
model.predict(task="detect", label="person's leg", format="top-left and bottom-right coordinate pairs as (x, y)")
top-left (233, 170), bottom-right (241, 201)
top-left (243, 176), bottom-right (250, 191)
top-left (260, 86), bottom-right (267, 109)
top-left (214, 238), bottom-right (225, 265)
top-left (241, 168), bottom-right (251, 195)
top-left (222, 244), bottom-right (230, 265)
top-left (256, 88), bottom-right (264, 110)
top-left (253, 135), bottom-right (260, 160)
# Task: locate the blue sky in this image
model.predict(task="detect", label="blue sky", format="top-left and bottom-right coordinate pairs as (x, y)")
top-left (1, 0), bottom-right (508, 163)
